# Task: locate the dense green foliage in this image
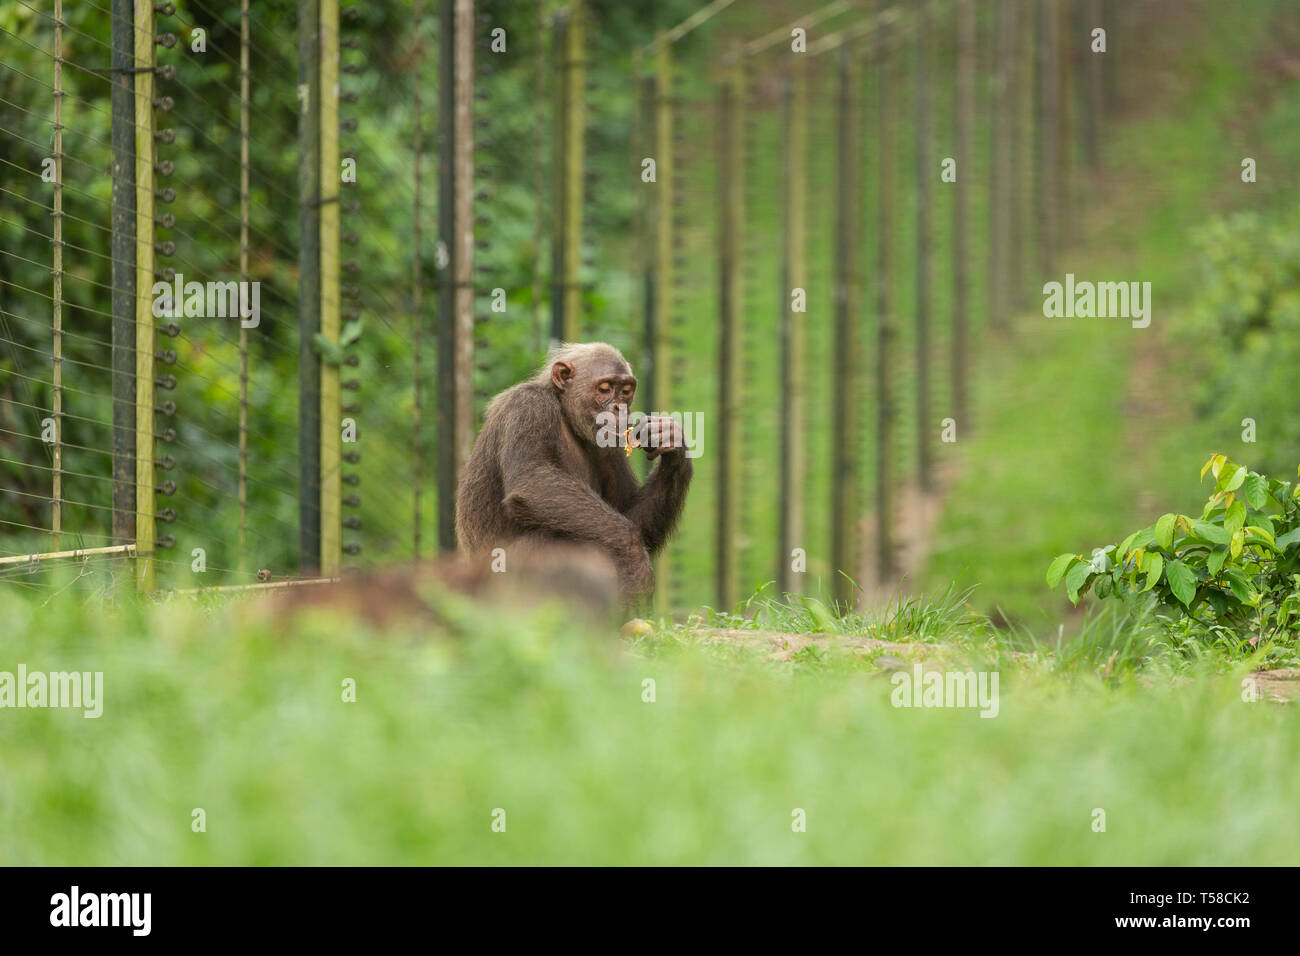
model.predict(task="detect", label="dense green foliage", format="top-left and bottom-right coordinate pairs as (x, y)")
top-left (1049, 455), bottom-right (1300, 643)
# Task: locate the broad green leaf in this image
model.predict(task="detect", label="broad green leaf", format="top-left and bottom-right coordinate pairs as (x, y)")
top-left (1242, 473), bottom-right (1269, 510)
top-left (1127, 528), bottom-right (1156, 551)
top-left (1143, 553), bottom-right (1163, 593)
top-left (1154, 513), bottom-right (1176, 551)
top-left (1223, 567), bottom-right (1258, 606)
top-left (1225, 500), bottom-right (1247, 534)
top-left (1164, 560), bottom-right (1197, 607)
top-left (1244, 526), bottom-right (1276, 550)
top-left (1230, 528), bottom-right (1244, 560)
top-left (1065, 561), bottom-right (1092, 604)
top-left (1275, 528), bottom-right (1300, 551)
top-left (1046, 553), bottom-right (1078, 589)
top-left (1192, 520), bottom-right (1231, 546)
top-left (1223, 466), bottom-right (1247, 493)
top-left (1246, 511), bottom-right (1275, 536)
top-left (1117, 531), bottom-right (1140, 560)
top-left (1207, 548), bottom-right (1228, 576)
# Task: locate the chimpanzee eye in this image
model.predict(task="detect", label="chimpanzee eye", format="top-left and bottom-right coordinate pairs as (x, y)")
top-left (598, 382), bottom-right (613, 394)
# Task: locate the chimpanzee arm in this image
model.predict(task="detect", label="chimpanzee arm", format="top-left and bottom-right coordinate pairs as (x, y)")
top-left (494, 389), bottom-right (642, 556)
top-left (611, 451), bottom-right (693, 557)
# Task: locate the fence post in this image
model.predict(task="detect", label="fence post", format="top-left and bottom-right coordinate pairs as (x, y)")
top-left (1060, 0), bottom-right (1075, 234)
top-left (51, 0), bottom-right (64, 550)
top-left (651, 38), bottom-right (673, 614)
top-left (532, 1), bottom-right (547, 358)
top-left (435, 0), bottom-right (475, 551)
top-left (565, 3), bottom-right (584, 339)
top-left (1085, 0), bottom-right (1102, 169)
top-left (412, 0), bottom-right (425, 561)
top-left (953, 0), bottom-right (973, 435)
top-left (1038, 0), bottom-right (1059, 277)
top-left (777, 61), bottom-right (806, 596)
top-left (915, 4), bottom-right (933, 494)
top-left (110, 0), bottom-right (137, 549)
top-left (831, 41), bottom-right (860, 608)
top-left (238, 0), bottom-right (251, 574)
top-left (298, 0), bottom-right (322, 573)
top-left (875, 22), bottom-right (896, 584)
top-left (436, 0), bottom-right (455, 552)
top-left (549, 5), bottom-right (583, 343)
top-left (652, 40), bottom-right (673, 431)
top-left (1008, 0), bottom-right (1027, 311)
top-left (639, 70), bottom-right (656, 410)
top-left (319, 0), bottom-right (341, 577)
top-left (134, 0), bottom-right (157, 591)
top-left (453, 0), bottom-right (475, 510)
top-left (715, 56), bottom-right (743, 612)
top-left (988, 0), bottom-right (1008, 332)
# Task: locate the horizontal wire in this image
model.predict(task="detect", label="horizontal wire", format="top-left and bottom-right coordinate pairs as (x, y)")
top-left (0, 92), bottom-right (118, 153)
top-left (3, 461), bottom-right (309, 553)
top-left (0, 65), bottom-right (416, 350)
top-left (0, 514), bottom-right (115, 540)
top-left (2, 8), bottom-right (447, 555)
top-left (0, 424), bottom-right (111, 458)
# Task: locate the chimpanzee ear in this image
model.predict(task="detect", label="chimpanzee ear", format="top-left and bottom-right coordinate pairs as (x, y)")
top-left (551, 361), bottom-right (575, 390)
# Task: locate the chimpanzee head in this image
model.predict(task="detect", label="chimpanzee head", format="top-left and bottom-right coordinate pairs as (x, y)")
top-left (542, 341), bottom-right (636, 444)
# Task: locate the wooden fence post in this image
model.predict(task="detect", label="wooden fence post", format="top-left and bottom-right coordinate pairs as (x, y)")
top-left (953, 0), bottom-right (974, 433)
top-left (134, 0), bottom-right (157, 590)
top-left (778, 62), bottom-right (806, 596)
top-left (52, 0), bottom-right (64, 549)
top-left (319, 0), bottom-right (341, 577)
top-left (298, 0), bottom-right (322, 572)
top-left (915, 4), bottom-right (933, 493)
top-left (831, 41), bottom-right (860, 607)
top-left (238, 0), bottom-right (251, 573)
top-left (715, 57), bottom-right (743, 611)
top-left (110, 0), bottom-right (137, 550)
top-left (875, 22), bottom-right (896, 584)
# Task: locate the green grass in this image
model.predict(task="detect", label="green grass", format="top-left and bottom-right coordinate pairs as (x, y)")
top-left (2, 585), bottom-right (1296, 866)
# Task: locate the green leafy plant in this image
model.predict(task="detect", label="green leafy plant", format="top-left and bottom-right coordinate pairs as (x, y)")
top-left (1047, 455), bottom-right (1300, 641)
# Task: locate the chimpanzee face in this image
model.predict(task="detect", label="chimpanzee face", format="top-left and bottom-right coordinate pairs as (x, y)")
top-left (551, 346), bottom-right (637, 443)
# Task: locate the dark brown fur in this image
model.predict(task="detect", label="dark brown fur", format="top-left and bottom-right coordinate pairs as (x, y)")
top-left (260, 543), bottom-right (621, 632)
top-left (455, 342), bottom-right (693, 598)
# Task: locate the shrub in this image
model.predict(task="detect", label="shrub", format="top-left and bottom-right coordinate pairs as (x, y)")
top-left (1047, 455), bottom-right (1300, 641)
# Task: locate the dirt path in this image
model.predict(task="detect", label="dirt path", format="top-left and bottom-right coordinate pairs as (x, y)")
top-left (853, 453), bottom-right (963, 610)
top-left (688, 628), bottom-right (940, 663)
top-left (673, 628), bottom-right (1300, 703)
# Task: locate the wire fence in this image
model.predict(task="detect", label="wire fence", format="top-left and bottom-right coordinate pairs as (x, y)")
top-left (0, 0), bottom-right (1109, 609)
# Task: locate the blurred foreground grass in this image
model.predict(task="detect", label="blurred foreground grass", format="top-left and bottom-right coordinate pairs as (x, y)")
top-left (1, 584), bottom-right (1296, 866)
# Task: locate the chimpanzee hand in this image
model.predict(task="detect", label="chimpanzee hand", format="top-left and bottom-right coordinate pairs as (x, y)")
top-left (639, 415), bottom-right (686, 461)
